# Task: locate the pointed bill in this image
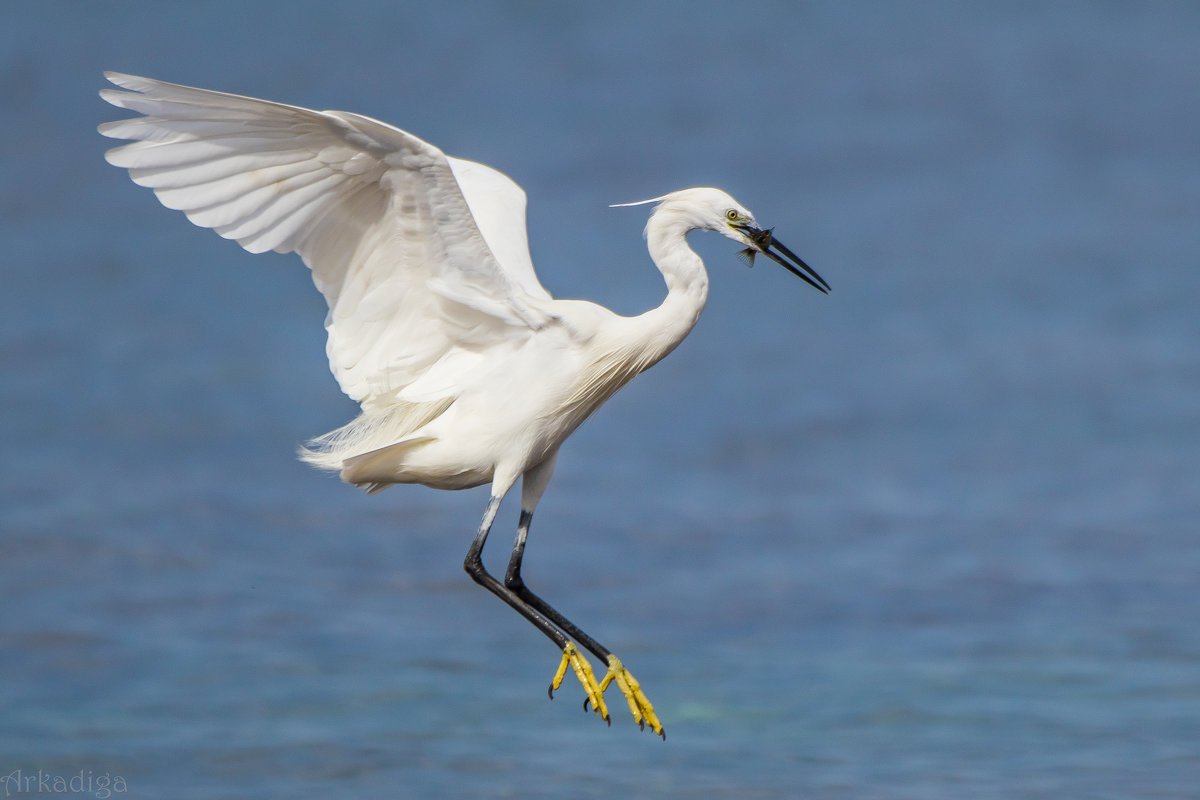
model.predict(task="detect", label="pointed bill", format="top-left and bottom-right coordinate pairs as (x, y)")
top-left (735, 224), bottom-right (830, 294)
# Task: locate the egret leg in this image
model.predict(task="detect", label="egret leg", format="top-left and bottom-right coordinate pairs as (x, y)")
top-left (505, 510), bottom-right (611, 659)
top-left (502, 507), bottom-right (665, 739)
top-left (463, 496), bottom-right (608, 723)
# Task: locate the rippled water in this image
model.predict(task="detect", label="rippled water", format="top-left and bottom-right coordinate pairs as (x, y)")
top-left (3, 3), bottom-right (1198, 797)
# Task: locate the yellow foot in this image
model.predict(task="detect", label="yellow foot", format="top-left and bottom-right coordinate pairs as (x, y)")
top-left (599, 654), bottom-right (665, 739)
top-left (548, 642), bottom-right (610, 725)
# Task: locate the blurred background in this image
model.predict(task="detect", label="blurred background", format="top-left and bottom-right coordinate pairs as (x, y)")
top-left (2, 2), bottom-right (1197, 797)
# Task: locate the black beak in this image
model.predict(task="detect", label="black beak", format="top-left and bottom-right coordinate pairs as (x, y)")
top-left (737, 225), bottom-right (830, 294)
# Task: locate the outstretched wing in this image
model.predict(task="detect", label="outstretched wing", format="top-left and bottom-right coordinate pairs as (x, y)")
top-left (99, 72), bottom-right (553, 411)
top-left (447, 156), bottom-right (549, 303)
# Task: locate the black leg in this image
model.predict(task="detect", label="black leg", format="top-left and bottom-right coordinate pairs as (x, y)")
top-left (466, 494), bottom-right (664, 738)
top-left (465, 495), bottom-right (613, 721)
top-left (463, 496), bottom-right (569, 650)
top-left (504, 509), bottom-right (612, 661)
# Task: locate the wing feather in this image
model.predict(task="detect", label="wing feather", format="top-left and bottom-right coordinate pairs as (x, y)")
top-left (447, 157), bottom-right (550, 301)
top-left (99, 72), bottom-right (555, 411)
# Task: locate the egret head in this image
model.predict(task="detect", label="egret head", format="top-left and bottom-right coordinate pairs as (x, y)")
top-left (614, 187), bottom-right (830, 294)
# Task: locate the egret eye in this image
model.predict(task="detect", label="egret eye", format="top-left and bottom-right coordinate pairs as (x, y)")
top-left (726, 209), bottom-right (739, 222)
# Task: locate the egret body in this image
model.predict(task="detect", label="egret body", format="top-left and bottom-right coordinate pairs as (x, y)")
top-left (99, 73), bottom-right (829, 738)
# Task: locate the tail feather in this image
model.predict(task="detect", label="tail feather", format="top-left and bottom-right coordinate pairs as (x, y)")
top-left (340, 436), bottom-right (435, 490)
top-left (298, 398), bottom-right (452, 489)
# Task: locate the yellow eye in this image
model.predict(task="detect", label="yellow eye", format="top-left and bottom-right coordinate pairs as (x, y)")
top-left (726, 209), bottom-right (739, 222)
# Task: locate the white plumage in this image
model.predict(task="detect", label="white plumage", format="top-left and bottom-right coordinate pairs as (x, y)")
top-left (99, 73), bottom-right (828, 736)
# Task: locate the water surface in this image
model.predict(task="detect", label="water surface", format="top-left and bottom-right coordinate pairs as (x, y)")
top-left (2, 3), bottom-right (1198, 797)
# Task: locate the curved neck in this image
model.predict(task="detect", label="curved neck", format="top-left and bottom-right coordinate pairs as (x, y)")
top-left (627, 215), bottom-right (710, 369)
top-left (563, 209), bottom-right (710, 422)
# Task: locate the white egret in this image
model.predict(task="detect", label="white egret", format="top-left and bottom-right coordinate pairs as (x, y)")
top-left (98, 73), bottom-right (829, 739)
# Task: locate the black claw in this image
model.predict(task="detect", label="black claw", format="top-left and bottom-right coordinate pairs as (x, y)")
top-left (638, 720), bottom-right (645, 732)
top-left (604, 714), bottom-right (611, 727)
top-left (583, 698), bottom-right (590, 713)
top-left (548, 685), bottom-right (555, 701)
top-left (660, 729), bottom-right (666, 742)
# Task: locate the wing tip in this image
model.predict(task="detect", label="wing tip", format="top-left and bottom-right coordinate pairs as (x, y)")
top-left (99, 72), bottom-right (151, 112)
top-left (101, 71), bottom-right (145, 92)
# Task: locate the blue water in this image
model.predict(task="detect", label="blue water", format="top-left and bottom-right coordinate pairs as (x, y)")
top-left (3, 2), bottom-right (1199, 797)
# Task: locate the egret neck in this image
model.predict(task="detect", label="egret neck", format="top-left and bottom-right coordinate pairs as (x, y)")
top-left (623, 203), bottom-right (711, 371)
